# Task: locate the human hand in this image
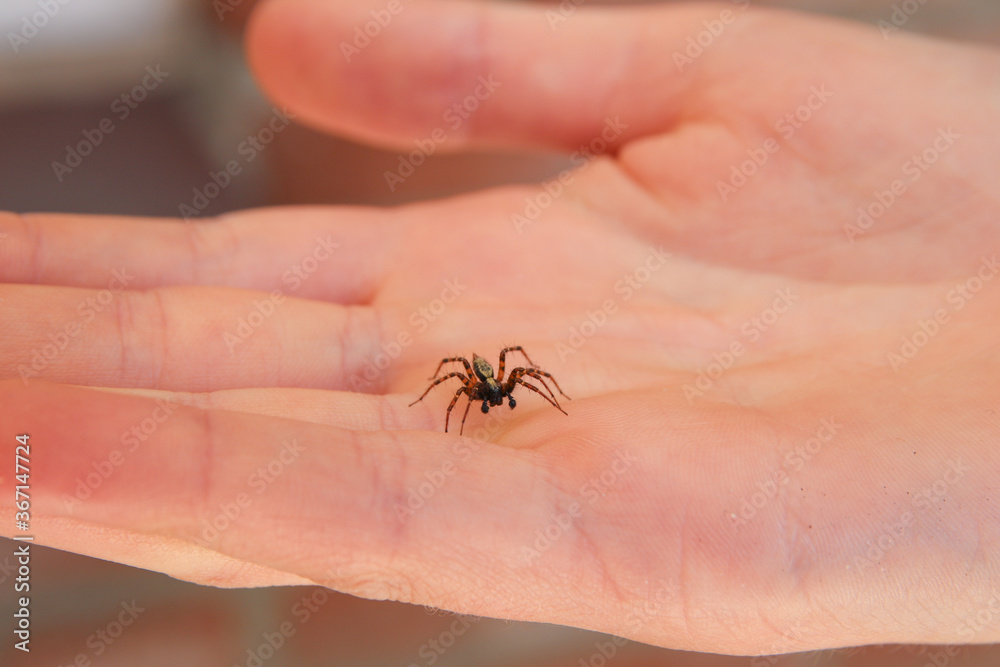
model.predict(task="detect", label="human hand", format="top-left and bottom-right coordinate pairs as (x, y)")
top-left (3, 0), bottom-right (999, 656)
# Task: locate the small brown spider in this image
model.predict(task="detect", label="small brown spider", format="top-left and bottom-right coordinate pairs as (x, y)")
top-left (409, 346), bottom-right (570, 435)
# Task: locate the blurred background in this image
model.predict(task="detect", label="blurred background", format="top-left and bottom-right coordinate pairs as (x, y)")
top-left (1, 0), bottom-right (999, 665)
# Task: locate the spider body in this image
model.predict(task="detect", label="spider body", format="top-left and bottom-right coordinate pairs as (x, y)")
top-left (409, 346), bottom-right (570, 435)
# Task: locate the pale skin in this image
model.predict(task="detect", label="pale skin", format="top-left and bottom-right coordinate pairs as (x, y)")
top-left (2, 0), bottom-right (999, 657)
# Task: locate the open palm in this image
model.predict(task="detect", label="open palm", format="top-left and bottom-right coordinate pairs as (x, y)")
top-left (3, 0), bottom-right (999, 656)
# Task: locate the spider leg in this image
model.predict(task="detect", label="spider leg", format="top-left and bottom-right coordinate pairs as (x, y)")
top-left (507, 369), bottom-right (558, 404)
top-left (458, 393), bottom-right (475, 435)
top-left (409, 372), bottom-right (472, 406)
top-left (510, 378), bottom-right (569, 416)
top-left (429, 357), bottom-right (473, 380)
top-left (506, 368), bottom-right (572, 403)
top-left (444, 385), bottom-right (471, 433)
top-left (496, 346), bottom-right (537, 382)
top-left (518, 368), bottom-right (571, 400)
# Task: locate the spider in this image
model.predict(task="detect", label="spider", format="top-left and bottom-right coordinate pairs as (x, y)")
top-left (409, 346), bottom-right (570, 435)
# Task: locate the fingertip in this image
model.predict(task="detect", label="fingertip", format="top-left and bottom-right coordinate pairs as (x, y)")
top-left (247, 0), bottom-right (494, 148)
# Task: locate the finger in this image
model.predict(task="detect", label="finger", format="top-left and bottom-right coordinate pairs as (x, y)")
top-left (0, 209), bottom-right (386, 302)
top-left (2, 275), bottom-right (596, 393)
top-left (246, 0), bottom-right (721, 152)
top-left (2, 284), bottom-right (389, 391)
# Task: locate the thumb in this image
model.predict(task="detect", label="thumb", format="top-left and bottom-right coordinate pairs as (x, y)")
top-left (245, 0), bottom-right (721, 152)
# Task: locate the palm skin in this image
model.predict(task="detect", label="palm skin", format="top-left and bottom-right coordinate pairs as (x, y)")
top-left (2, 0), bottom-right (999, 657)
